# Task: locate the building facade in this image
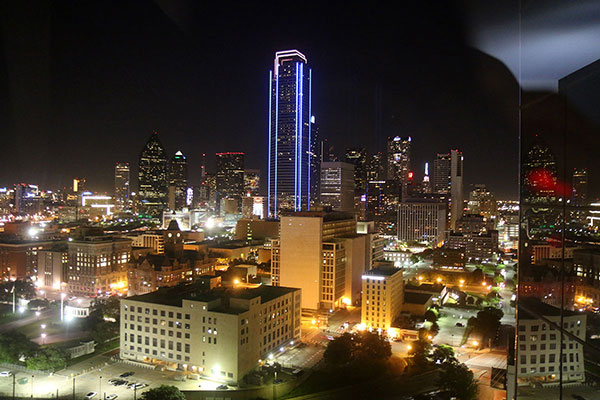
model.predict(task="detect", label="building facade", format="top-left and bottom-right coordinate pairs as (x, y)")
top-left (138, 132), bottom-right (169, 216)
top-left (216, 152), bottom-right (244, 214)
top-left (120, 285), bottom-right (301, 383)
top-left (387, 136), bottom-right (411, 197)
top-left (361, 264), bottom-right (404, 331)
top-left (345, 148), bottom-right (367, 194)
top-left (168, 151), bottom-right (188, 210)
top-left (114, 162), bottom-right (130, 210)
top-left (268, 50), bottom-right (315, 217)
top-left (397, 201), bottom-right (447, 246)
top-left (320, 162), bottom-right (355, 213)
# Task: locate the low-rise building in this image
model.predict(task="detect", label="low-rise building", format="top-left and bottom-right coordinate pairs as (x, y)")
top-left (445, 230), bottom-right (498, 262)
top-left (120, 285), bottom-right (301, 383)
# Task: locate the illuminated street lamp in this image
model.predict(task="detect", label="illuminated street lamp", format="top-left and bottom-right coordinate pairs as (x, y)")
top-left (41, 324), bottom-right (46, 330)
top-left (60, 293), bottom-right (66, 321)
top-left (472, 340), bottom-right (479, 347)
top-left (41, 333), bottom-right (46, 345)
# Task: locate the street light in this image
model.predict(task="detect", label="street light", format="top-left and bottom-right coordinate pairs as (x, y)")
top-left (41, 333), bottom-right (46, 345)
top-left (41, 324), bottom-right (46, 329)
top-left (60, 293), bottom-right (66, 321)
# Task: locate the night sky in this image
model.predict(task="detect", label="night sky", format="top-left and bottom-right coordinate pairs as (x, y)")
top-left (0, 1), bottom-right (599, 199)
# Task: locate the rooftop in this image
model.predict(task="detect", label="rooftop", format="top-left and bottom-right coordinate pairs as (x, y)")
top-left (405, 282), bottom-right (446, 293)
top-left (126, 284), bottom-right (299, 313)
top-left (404, 292), bottom-right (432, 305)
top-left (364, 266), bottom-right (403, 277)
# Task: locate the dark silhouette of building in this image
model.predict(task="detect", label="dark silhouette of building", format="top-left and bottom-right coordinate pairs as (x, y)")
top-left (138, 131), bottom-right (169, 216)
top-left (168, 151), bottom-right (188, 210)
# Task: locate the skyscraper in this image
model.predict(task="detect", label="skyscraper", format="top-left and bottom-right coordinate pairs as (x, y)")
top-left (216, 152), bottom-right (244, 214)
top-left (244, 169), bottom-right (261, 196)
top-left (572, 168), bottom-right (588, 204)
top-left (138, 131), bottom-right (169, 216)
top-left (320, 162), bottom-right (355, 212)
top-left (449, 149), bottom-right (464, 230)
top-left (421, 162), bottom-right (432, 194)
top-left (433, 153), bottom-right (451, 194)
top-left (114, 162), bottom-right (130, 210)
top-left (168, 151), bottom-right (187, 210)
top-left (345, 148), bottom-right (367, 194)
top-left (268, 50), bottom-right (314, 217)
top-left (387, 136), bottom-right (411, 197)
top-left (366, 152), bottom-right (384, 182)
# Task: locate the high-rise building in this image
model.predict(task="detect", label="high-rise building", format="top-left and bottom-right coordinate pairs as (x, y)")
top-left (361, 264), bottom-right (404, 331)
top-left (244, 169), bottom-right (261, 196)
top-left (366, 152), bottom-right (385, 182)
top-left (216, 152), bottom-right (244, 214)
top-left (433, 153), bottom-right (451, 194)
top-left (387, 136), bottom-right (411, 197)
top-left (397, 201), bottom-right (447, 247)
top-left (268, 50), bottom-right (314, 217)
top-left (168, 151), bottom-right (188, 210)
top-left (522, 139), bottom-right (558, 204)
top-left (467, 184), bottom-right (497, 220)
top-left (449, 149), bottom-right (464, 230)
top-left (138, 132), bottom-right (169, 216)
top-left (72, 178), bottom-right (86, 193)
top-left (572, 168), bottom-right (588, 204)
top-left (365, 180), bottom-right (399, 235)
top-left (272, 211), bottom-right (361, 310)
top-left (421, 162), bottom-right (432, 194)
top-left (320, 162), bottom-right (355, 212)
top-left (114, 163), bottom-right (130, 210)
top-left (345, 148), bottom-right (368, 194)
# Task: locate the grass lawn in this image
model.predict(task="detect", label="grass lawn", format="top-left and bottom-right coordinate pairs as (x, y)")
top-left (16, 316), bottom-right (87, 339)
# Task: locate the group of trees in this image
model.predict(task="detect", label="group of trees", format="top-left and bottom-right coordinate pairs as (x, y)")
top-left (410, 342), bottom-right (478, 400)
top-left (140, 385), bottom-right (186, 400)
top-left (0, 331), bottom-right (66, 371)
top-left (323, 331), bottom-right (392, 367)
top-left (0, 280), bottom-right (36, 302)
top-left (88, 296), bottom-right (120, 344)
top-left (466, 306), bottom-right (504, 347)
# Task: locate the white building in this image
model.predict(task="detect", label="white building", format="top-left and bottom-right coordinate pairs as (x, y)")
top-left (397, 201), bottom-right (446, 247)
top-left (120, 285), bottom-right (301, 383)
top-left (516, 297), bottom-right (586, 385)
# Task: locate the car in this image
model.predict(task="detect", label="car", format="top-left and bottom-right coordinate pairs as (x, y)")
top-left (109, 379), bottom-right (127, 386)
top-left (0, 371), bottom-right (12, 377)
top-left (127, 383), bottom-right (147, 390)
top-left (84, 392), bottom-right (97, 399)
top-left (455, 322), bottom-right (464, 327)
top-left (119, 372), bottom-right (134, 378)
top-left (217, 384), bottom-right (229, 390)
top-left (571, 395), bottom-right (586, 400)
top-left (105, 395), bottom-right (118, 400)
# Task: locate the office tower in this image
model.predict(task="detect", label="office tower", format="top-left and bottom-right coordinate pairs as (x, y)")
top-left (120, 285), bottom-right (301, 383)
top-left (522, 140), bottom-right (558, 203)
top-left (320, 162), bottom-right (355, 212)
top-left (138, 131), bottom-right (169, 216)
top-left (397, 201), bottom-right (447, 247)
top-left (72, 178), bottom-right (86, 193)
top-left (449, 149), bottom-right (464, 230)
top-left (366, 152), bottom-right (384, 182)
top-left (168, 151), bottom-right (188, 210)
top-left (467, 184), bottom-right (497, 220)
top-left (66, 235), bottom-right (131, 296)
top-left (345, 148), bottom-right (368, 193)
top-left (387, 136), bottom-right (411, 197)
top-left (244, 169), bottom-right (261, 196)
top-left (114, 162), bottom-right (130, 210)
top-left (446, 230), bottom-right (498, 262)
top-left (268, 50), bottom-right (313, 217)
top-left (361, 264), bottom-right (404, 331)
top-left (216, 152), bottom-right (244, 214)
top-left (365, 180), bottom-right (399, 235)
top-left (310, 118), bottom-right (320, 206)
top-left (572, 168), bottom-right (588, 204)
top-left (433, 153), bottom-right (451, 194)
top-left (421, 162), bottom-right (432, 193)
top-left (271, 211), bottom-right (357, 310)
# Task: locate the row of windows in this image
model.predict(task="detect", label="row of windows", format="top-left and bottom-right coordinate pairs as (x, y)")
top-left (125, 305), bottom-right (191, 320)
top-left (520, 352), bottom-right (580, 364)
top-left (520, 366), bottom-right (579, 374)
top-left (124, 324), bottom-right (191, 338)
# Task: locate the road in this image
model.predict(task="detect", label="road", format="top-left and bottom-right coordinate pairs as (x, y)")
top-left (0, 308), bottom-right (56, 333)
top-left (32, 330), bottom-right (90, 345)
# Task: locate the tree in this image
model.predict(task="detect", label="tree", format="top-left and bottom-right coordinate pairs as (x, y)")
top-left (429, 322), bottom-right (440, 336)
top-left (470, 307), bottom-right (504, 346)
top-left (355, 331), bottom-right (391, 362)
top-left (409, 338), bottom-right (431, 369)
top-left (466, 296), bottom-right (474, 305)
top-left (26, 348), bottom-right (67, 371)
top-left (471, 268), bottom-right (484, 283)
top-left (92, 296), bottom-right (121, 322)
top-left (438, 362), bottom-right (478, 400)
top-left (91, 321), bottom-right (119, 344)
top-left (429, 344), bottom-right (457, 365)
top-left (140, 385), bottom-right (186, 400)
top-left (0, 331), bottom-right (38, 363)
top-left (424, 309), bottom-right (438, 323)
top-left (323, 333), bottom-right (355, 366)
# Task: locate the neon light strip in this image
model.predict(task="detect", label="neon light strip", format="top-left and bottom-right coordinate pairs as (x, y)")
top-left (298, 62), bottom-right (303, 210)
top-left (308, 68), bottom-right (312, 209)
top-left (267, 70), bottom-right (272, 216)
top-left (274, 71), bottom-right (279, 217)
top-left (294, 62), bottom-right (299, 211)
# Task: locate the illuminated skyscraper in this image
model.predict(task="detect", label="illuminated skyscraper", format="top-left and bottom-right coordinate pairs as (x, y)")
top-left (216, 152), bottom-right (244, 214)
top-left (433, 153), bottom-right (451, 194)
top-left (320, 162), bottom-right (355, 212)
top-left (345, 148), bottom-right (367, 193)
top-left (114, 162), bottom-right (130, 210)
top-left (168, 151), bottom-right (187, 210)
top-left (449, 150), bottom-right (464, 230)
top-left (138, 131), bottom-right (169, 216)
top-left (387, 136), bottom-right (411, 196)
top-left (421, 162), bottom-right (432, 194)
top-left (572, 168), bottom-right (587, 204)
top-left (366, 153), bottom-right (384, 182)
top-left (268, 50), bottom-right (314, 217)
top-left (244, 169), bottom-right (261, 196)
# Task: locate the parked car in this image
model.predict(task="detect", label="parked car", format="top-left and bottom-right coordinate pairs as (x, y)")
top-left (109, 379), bottom-right (127, 386)
top-left (455, 322), bottom-right (464, 327)
top-left (84, 392), bottom-right (97, 399)
top-left (105, 395), bottom-right (118, 400)
top-left (0, 371), bottom-right (12, 377)
top-left (127, 383), bottom-right (147, 390)
top-left (119, 372), bottom-right (134, 378)
top-left (217, 384), bottom-right (229, 390)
